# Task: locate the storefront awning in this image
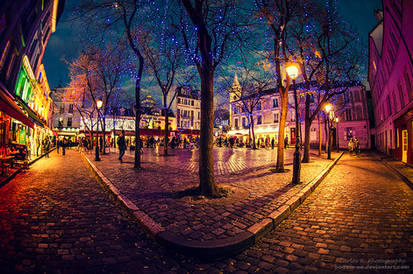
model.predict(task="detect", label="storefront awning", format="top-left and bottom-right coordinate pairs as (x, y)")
top-left (0, 88), bottom-right (34, 128)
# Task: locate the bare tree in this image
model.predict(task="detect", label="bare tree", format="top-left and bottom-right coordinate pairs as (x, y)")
top-left (74, 0), bottom-right (149, 168)
top-left (179, 0), bottom-right (249, 196)
top-left (137, 23), bottom-right (190, 156)
top-left (255, 0), bottom-right (297, 172)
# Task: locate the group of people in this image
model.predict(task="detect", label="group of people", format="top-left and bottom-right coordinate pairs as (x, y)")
top-left (348, 137), bottom-right (361, 156)
top-left (56, 137), bottom-right (70, 156)
top-left (216, 136), bottom-right (285, 149)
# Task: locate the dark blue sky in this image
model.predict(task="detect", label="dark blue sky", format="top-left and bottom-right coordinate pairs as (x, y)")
top-left (43, 0), bottom-right (383, 91)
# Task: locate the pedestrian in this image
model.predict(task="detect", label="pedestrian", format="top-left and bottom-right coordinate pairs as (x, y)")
top-left (117, 130), bottom-right (126, 163)
top-left (271, 137), bottom-right (275, 149)
top-left (348, 138), bottom-right (354, 156)
top-left (354, 137), bottom-right (360, 156)
top-left (62, 137), bottom-right (67, 156)
top-left (57, 138), bottom-right (60, 154)
top-left (284, 136), bottom-right (289, 148)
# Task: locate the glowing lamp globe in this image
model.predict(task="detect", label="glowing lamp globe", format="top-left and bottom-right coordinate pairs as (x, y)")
top-left (286, 64), bottom-right (299, 80)
top-left (325, 104), bottom-right (332, 113)
top-left (96, 100), bottom-right (103, 109)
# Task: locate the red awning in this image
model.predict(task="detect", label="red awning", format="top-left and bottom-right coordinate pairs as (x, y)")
top-left (0, 89), bottom-right (34, 128)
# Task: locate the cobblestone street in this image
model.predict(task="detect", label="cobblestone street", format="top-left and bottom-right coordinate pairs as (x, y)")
top-left (0, 150), bottom-right (412, 273)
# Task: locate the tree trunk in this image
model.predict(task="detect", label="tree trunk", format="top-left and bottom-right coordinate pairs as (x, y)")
top-left (250, 115), bottom-right (256, 149)
top-left (134, 77), bottom-right (142, 169)
top-left (102, 116), bottom-right (106, 154)
top-left (302, 120), bottom-right (311, 163)
top-left (199, 70), bottom-right (218, 196)
top-left (318, 112), bottom-right (322, 156)
top-left (276, 90), bottom-right (288, 171)
top-left (302, 93), bottom-right (311, 163)
top-left (164, 107), bottom-right (169, 156)
top-left (324, 118), bottom-right (329, 153)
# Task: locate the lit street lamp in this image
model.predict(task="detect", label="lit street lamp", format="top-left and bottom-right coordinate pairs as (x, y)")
top-left (95, 99), bottom-right (103, 161)
top-left (286, 63), bottom-right (301, 184)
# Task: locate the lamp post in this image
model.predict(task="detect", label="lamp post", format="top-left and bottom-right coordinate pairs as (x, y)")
top-left (95, 99), bottom-right (103, 161)
top-left (325, 104), bottom-right (334, 160)
top-left (286, 63), bottom-right (301, 184)
top-left (335, 117), bottom-right (339, 152)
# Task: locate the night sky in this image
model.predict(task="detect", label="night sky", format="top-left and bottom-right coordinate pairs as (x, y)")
top-left (43, 0), bottom-right (383, 94)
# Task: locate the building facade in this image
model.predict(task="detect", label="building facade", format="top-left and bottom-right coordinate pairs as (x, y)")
top-left (0, 0), bottom-right (65, 158)
top-left (228, 74), bottom-right (371, 149)
top-left (171, 86), bottom-right (201, 132)
top-left (368, 0), bottom-right (413, 163)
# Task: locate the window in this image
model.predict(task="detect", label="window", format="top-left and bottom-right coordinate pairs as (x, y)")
top-left (68, 104), bottom-right (74, 113)
top-left (393, 90), bottom-right (399, 112)
top-left (256, 102), bottom-right (261, 111)
top-left (191, 100), bottom-right (194, 106)
top-left (273, 98), bottom-right (279, 108)
top-left (386, 96), bottom-right (392, 117)
top-left (274, 113), bottom-right (279, 123)
top-left (60, 106), bottom-right (64, 114)
top-left (398, 83), bottom-right (405, 108)
top-left (404, 70), bottom-right (412, 100)
top-left (191, 110), bottom-right (194, 118)
top-left (234, 118), bottom-right (239, 129)
top-left (177, 98), bottom-right (180, 104)
top-left (67, 117), bottom-right (72, 127)
top-left (242, 117), bottom-right (247, 128)
top-left (257, 115), bottom-right (262, 124)
top-left (345, 108), bottom-right (352, 121)
top-left (198, 112), bottom-right (200, 119)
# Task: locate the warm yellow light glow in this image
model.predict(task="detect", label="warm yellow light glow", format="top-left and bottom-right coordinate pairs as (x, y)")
top-left (51, 0), bottom-right (59, 33)
top-left (325, 104), bottom-right (332, 113)
top-left (335, 117), bottom-right (339, 123)
top-left (96, 100), bottom-right (103, 109)
top-left (286, 64), bottom-right (299, 80)
top-left (23, 55), bottom-right (35, 80)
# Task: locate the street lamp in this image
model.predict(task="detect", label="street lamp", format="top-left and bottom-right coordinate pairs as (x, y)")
top-left (95, 99), bottom-right (103, 161)
top-left (286, 63), bottom-right (301, 184)
top-left (324, 103), bottom-right (334, 160)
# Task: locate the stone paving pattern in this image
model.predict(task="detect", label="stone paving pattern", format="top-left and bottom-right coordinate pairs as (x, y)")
top-left (1, 150), bottom-right (412, 272)
top-left (85, 147), bottom-right (335, 242)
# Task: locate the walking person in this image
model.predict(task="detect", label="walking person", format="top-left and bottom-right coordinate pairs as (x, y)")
top-left (284, 136), bottom-right (289, 148)
top-left (117, 130), bottom-right (126, 163)
top-left (44, 137), bottom-right (50, 158)
top-left (354, 137), bottom-right (360, 156)
top-left (57, 138), bottom-right (60, 154)
top-left (348, 138), bottom-right (354, 156)
top-left (271, 137), bottom-right (275, 149)
top-left (62, 137), bottom-right (67, 156)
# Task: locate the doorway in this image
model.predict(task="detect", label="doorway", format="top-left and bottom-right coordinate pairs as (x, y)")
top-left (402, 130), bottom-right (408, 163)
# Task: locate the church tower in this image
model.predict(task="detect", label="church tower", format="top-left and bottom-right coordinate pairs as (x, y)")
top-left (229, 72), bottom-right (242, 129)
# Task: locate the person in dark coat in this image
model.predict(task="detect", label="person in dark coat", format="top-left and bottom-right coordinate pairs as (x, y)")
top-left (117, 130), bottom-right (126, 163)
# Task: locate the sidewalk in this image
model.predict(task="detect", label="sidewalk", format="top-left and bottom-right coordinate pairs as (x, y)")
top-left (381, 157), bottom-right (413, 189)
top-left (0, 148), bottom-right (55, 187)
top-left (82, 147), bottom-right (343, 257)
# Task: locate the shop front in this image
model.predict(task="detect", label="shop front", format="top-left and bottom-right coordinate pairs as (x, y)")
top-left (394, 109), bottom-right (413, 164)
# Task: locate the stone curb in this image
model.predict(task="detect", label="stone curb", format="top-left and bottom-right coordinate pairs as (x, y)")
top-left (80, 152), bottom-right (165, 238)
top-left (81, 151), bottom-right (343, 258)
top-left (381, 160), bottom-right (413, 190)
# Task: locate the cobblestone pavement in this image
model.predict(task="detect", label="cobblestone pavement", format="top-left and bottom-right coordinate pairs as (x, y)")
top-left (85, 148), bottom-right (334, 242)
top-left (233, 153), bottom-right (413, 272)
top-left (119, 147), bottom-right (285, 175)
top-left (1, 150), bottom-right (412, 273)
top-left (0, 150), bottom-right (194, 273)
